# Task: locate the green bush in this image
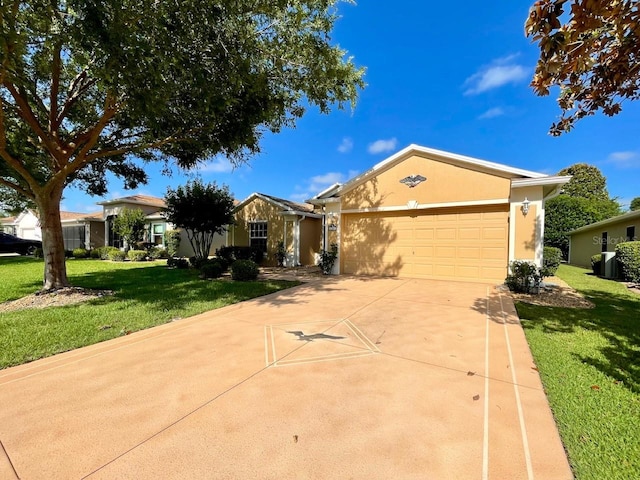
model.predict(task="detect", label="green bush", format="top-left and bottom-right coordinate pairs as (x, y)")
top-left (590, 254), bottom-right (602, 276)
top-left (108, 249), bottom-right (126, 262)
top-left (541, 246), bottom-right (562, 277)
top-left (33, 247), bottom-right (43, 258)
top-left (65, 249), bottom-right (74, 258)
top-left (231, 259), bottom-right (259, 281)
top-left (94, 246), bottom-right (120, 260)
top-left (217, 246), bottom-right (264, 264)
top-left (615, 241), bottom-right (640, 283)
top-left (164, 229), bottom-right (181, 257)
top-left (318, 243), bottom-right (338, 275)
top-left (127, 249), bottom-right (147, 261)
top-left (189, 256), bottom-right (208, 269)
top-left (167, 257), bottom-right (189, 269)
top-left (89, 248), bottom-right (101, 259)
top-left (72, 247), bottom-right (89, 259)
top-left (505, 260), bottom-right (542, 294)
top-left (199, 259), bottom-right (225, 279)
top-left (275, 241), bottom-right (287, 267)
top-left (149, 247), bottom-right (169, 259)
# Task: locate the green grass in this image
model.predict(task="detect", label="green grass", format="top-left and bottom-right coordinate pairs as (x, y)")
top-left (518, 264), bottom-right (640, 480)
top-left (0, 256), bottom-right (299, 369)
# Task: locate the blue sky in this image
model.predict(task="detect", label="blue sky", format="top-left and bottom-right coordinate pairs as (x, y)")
top-left (63, 1), bottom-right (640, 214)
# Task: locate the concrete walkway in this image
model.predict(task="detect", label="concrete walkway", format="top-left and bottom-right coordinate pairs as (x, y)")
top-left (0, 277), bottom-right (572, 479)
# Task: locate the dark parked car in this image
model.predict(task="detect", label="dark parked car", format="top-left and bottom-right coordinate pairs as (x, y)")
top-left (0, 232), bottom-right (42, 255)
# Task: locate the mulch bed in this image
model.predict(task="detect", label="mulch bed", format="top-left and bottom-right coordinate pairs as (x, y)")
top-left (0, 287), bottom-right (113, 314)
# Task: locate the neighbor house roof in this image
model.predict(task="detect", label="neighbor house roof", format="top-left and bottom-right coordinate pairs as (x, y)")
top-left (0, 216), bottom-right (16, 224)
top-left (235, 193), bottom-right (320, 217)
top-left (569, 209), bottom-right (640, 235)
top-left (97, 194), bottom-right (166, 208)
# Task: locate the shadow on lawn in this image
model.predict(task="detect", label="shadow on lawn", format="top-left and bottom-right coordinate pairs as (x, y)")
top-left (519, 284), bottom-right (640, 394)
top-left (71, 264), bottom-right (302, 313)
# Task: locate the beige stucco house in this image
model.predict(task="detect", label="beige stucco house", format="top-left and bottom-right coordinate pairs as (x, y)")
top-left (229, 193), bottom-right (322, 266)
top-left (568, 210), bottom-right (640, 268)
top-left (305, 145), bottom-right (570, 283)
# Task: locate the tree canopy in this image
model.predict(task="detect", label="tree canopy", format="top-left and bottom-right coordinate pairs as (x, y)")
top-left (0, 0), bottom-right (364, 290)
top-left (112, 208), bottom-right (146, 251)
top-left (544, 163), bottom-right (621, 257)
top-left (526, 0), bottom-right (640, 135)
top-left (630, 197), bottom-right (640, 211)
top-left (164, 181), bottom-right (235, 261)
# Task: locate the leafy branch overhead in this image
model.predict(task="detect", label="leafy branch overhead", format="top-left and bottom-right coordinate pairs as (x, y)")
top-left (0, 0), bottom-right (364, 290)
top-left (526, 0), bottom-right (640, 134)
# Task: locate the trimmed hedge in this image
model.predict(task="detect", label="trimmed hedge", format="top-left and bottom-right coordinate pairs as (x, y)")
top-left (108, 249), bottom-right (126, 262)
top-left (541, 246), bottom-right (562, 277)
top-left (591, 254), bottom-right (602, 276)
top-left (167, 257), bottom-right (189, 269)
top-left (72, 248), bottom-right (89, 259)
top-left (615, 241), bottom-right (640, 283)
top-left (231, 259), bottom-right (259, 281)
top-left (127, 249), bottom-right (147, 262)
top-left (200, 259), bottom-right (226, 279)
top-left (217, 246), bottom-right (264, 264)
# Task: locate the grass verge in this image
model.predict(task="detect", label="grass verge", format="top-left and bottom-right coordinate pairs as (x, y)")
top-left (518, 264), bottom-right (640, 480)
top-left (0, 256), bottom-right (300, 369)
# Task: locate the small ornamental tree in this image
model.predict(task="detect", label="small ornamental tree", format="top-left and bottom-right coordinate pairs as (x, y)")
top-left (630, 197), bottom-right (640, 212)
top-left (164, 181), bottom-right (235, 261)
top-left (112, 208), bottom-right (147, 251)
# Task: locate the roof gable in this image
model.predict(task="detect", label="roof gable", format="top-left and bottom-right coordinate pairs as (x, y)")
top-left (97, 194), bottom-right (166, 209)
top-left (235, 192), bottom-right (315, 215)
top-left (569, 209), bottom-right (640, 235)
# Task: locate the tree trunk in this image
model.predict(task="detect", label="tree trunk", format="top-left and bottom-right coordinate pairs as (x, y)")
top-left (36, 186), bottom-right (70, 291)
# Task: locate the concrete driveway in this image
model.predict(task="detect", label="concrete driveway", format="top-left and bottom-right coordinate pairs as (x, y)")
top-left (0, 277), bottom-right (572, 479)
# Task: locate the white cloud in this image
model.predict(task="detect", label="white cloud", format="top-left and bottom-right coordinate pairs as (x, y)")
top-left (464, 55), bottom-right (529, 95)
top-left (478, 107), bottom-right (505, 120)
top-left (290, 169), bottom-right (359, 202)
top-left (368, 138), bottom-right (398, 154)
top-left (198, 157), bottom-right (234, 173)
top-left (337, 137), bottom-right (354, 153)
top-left (607, 151), bottom-right (639, 168)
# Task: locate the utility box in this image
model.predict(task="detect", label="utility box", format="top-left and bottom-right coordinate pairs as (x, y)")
top-left (601, 251), bottom-right (617, 279)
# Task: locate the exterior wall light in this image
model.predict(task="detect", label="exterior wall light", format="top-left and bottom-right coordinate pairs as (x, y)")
top-left (521, 197), bottom-right (531, 216)
top-left (327, 212), bottom-right (339, 231)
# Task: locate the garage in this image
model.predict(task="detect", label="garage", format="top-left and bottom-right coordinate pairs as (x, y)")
top-left (341, 205), bottom-right (509, 283)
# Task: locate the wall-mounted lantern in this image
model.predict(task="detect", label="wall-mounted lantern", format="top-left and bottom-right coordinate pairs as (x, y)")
top-left (327, 212), bottom-right (339, 231)
top-left (521, 197), bottom-right (531, 216)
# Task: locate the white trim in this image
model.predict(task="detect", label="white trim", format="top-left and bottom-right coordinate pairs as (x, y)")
top-left (340, 198), bottom-right (509, 214)
top-left (508, 204), bottom-right (516, 264)
top-left (511, 176), bottom-right (571, 187)
top-left (533, 199), bottom-right (544, 266)
top-left (568, 209), bottom-right (640, 235)
top-left (306, 197), bottom-right (342, 205)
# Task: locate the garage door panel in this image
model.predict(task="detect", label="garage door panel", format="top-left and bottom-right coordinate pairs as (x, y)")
top-left (342, 207), bottom-right (508, 283)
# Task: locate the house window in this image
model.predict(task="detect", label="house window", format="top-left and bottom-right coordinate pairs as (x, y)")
top-left (601, 232), bottom-right (608, 252)
top-left (627, 226), bottom-right (636, 241)
top-left (62, 226), bottom-right (86, 250)
top-left (249, 221), bottom-right (267, 254)
top-left (151, 223), bottom-right (165, 245)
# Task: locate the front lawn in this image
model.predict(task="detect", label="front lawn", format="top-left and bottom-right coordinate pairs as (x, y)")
top-left (0, 257), bottom-right (299, 369)
top-left (518, 264), bottom-right (640, 480)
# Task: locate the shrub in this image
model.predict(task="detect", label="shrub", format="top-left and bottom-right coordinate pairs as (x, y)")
top-left (231, 259), bottom-right (259, 281)
top-left (541, 246), bottom-right (562, 277)
top-left (94, 246), bottom-right (120, 260)
top-left (318, 243), bottom-right (338, 275)
top-left (189, 256), bottom-right (208, 269)
top-left (164, 229), bottom-right (181, 257)
top-left (149, 247), bottom-right (169, 260)
top-left (505, 260), bottom-right (542, 294)
top-left (127, 249), bottom-right (147, 262)
top-left (167, 257), bottom-right (189, 269)
top-left (33, 247), bottom-right (43, 259)
top-left (65, 249), bottom-right (74, 258)
top-left (216, 246), bottom-right (264, 264)
top-left (108, 249), bottom-right (126, 262)
top-left (615, 241), bottom-right (640, 283)
top-left (72, 247), bottom-right (89, 259)
top-left (200, 259), bottom-right (225, 279)
top-left (275, 241), bottom-right (287, 267)
top-left (590, 254), bottom-right (602, 276)
top-left (89, 248), bottom-right (102, 259)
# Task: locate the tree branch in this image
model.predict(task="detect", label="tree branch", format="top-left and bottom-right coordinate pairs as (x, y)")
top-left (49, 41), bottom-right (61, 137)
top-left (0, 176), bottom-right (34, 200)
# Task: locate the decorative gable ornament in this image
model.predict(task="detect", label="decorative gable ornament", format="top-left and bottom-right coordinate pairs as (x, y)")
top-left (399, 174), bottom-right (427, 188)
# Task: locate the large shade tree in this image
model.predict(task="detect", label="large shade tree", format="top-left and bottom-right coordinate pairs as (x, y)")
top-left (0, 0), bottom-right (364, 290)
top-left (526, 0), bottom-right (640, 135)
top-left (544, 163), bottom-right (621, 257)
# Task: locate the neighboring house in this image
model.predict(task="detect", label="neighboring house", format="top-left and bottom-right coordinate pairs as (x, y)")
top-left (229, 193), bottom-right (322, 266)
top-left (59, 211), bottom-right (104, 250)
top-left (568, 210), bottom-right (640, 268)
top-left (304, 144), bottom-right (570, 283)
top-left (0, 210), bottom-right (41, 240)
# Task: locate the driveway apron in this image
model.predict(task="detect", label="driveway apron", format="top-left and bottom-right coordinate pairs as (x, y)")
top-left (0, 277), bottom-right (572, 479)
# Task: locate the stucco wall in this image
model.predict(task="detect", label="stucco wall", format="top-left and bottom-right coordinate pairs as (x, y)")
top-left (299, 217), bottom-right (322, 265)
top-left (341, 154), bottom-right (512, 211)
top-left (570, 219), bottom-right (640, 267)
top-left (232, 197), bottom-right (285, 266)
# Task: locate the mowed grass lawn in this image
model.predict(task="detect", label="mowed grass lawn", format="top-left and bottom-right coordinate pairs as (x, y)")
top-left (518, 264), bottom-right (640, 480)
top-left (0, 256), bottom-right (299, 369)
